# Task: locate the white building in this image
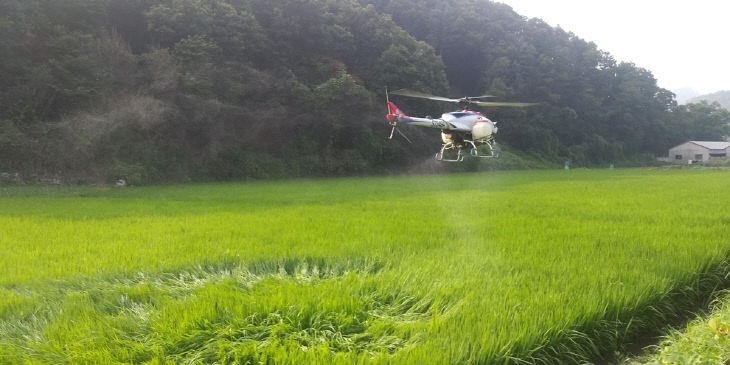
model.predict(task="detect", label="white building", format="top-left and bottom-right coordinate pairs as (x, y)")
top-left (668, 141), bottom-right (730, 163)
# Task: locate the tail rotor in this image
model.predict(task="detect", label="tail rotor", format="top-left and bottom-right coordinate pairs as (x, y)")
top-left (385, 87), bottom-right (412, 144)
top-left (386, 87), bottom-right (394, 139)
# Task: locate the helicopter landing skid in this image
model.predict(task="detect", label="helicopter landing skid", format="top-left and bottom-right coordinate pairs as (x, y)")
top-left (468, 140), bottom-right (501, 158)
top-left (435, 142), bottom-right (464, 162)
top-left (434, 140), bottom-right (501, 162)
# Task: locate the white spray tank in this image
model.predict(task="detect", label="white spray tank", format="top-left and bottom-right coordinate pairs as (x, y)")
top-left (471, 118), bottom-right (497, 141)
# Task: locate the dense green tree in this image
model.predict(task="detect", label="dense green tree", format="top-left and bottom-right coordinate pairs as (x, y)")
top-left (361, 0), bottom-right (728, 165)
top-left (674, 101), bottom-right (730, 142)
top-left (0, 0), bottom-right (727, 183)
top-left (688, 90), bottom-right (730, 110)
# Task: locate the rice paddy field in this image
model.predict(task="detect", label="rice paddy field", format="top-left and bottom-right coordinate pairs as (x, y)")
top-left (2, 169), bottom-right (730, 364)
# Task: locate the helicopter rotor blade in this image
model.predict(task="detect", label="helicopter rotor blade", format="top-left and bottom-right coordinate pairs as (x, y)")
top-left (389, 89), bottom-right (460, 103)
top-left (385, 87), bottom-right (390, 114)
top-left (391, 88), bottom-right (536, 109)
top-left (395, 126), bottom-right (413, 144)
top-left (386, 87), bottom-right (397, 141)
top-left (474, 101), bottom-right (538, 108)
top-left (387, 123), bottom-right (412, 144)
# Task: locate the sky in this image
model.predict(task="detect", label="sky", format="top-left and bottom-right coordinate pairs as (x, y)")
top-left (496, 0), bottom-right (730, 95)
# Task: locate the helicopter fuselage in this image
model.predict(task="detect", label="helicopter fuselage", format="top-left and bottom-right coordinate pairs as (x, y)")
top-left (384, 89), bottom-right (533, 161)
top-left (391, 110), bottom-right (497, 142)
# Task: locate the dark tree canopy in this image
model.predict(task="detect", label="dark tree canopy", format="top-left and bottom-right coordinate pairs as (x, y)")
top-left (0, 0), bottom-right (727, 183)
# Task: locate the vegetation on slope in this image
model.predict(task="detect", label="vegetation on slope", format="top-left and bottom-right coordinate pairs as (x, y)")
top-left (361, 0), bottom-right (730, 160)
top-left (629, 291), bottom-right (730, 364)
top-left (2, 170), bottom-right (730, 363)
top-left (1, 0), bottom-right (729, 183)
top-left (688, 90), bottom-right (730, 110)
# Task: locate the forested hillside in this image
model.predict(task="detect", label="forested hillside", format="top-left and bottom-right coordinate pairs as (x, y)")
top-left (1, 0), bottom-right (728, 184)
top-left (688, 90), bottom-right (730, 110)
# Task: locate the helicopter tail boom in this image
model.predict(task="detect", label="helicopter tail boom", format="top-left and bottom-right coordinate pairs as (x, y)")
top-left (386, 101), bottom-right (442, 129)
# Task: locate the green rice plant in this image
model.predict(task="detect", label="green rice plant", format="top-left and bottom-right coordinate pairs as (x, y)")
top-left (628, 289), bottom-right (730, 364)
top-left (1, 169), bottom-right (730, 363)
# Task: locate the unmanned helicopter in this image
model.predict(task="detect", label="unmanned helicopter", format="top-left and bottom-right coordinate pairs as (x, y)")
top-left (385, 89), bottom-right (536, 162)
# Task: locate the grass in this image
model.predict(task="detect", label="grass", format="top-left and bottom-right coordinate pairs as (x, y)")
top-left (628, 290), bottom-right (730, 364)
top-left (1, 169), bottom-right (730, 363)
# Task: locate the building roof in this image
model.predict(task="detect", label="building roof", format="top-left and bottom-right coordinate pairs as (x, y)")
top-left (689, 141), bottom-right (730, 150)
top-left (670, 141), bottom-right (730, 150)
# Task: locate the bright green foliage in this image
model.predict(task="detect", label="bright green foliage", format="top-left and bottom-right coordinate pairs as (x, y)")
top-left (2, 169), bottom-right (730, 363)
top-left (630, 292), bottom-right (730, 364)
